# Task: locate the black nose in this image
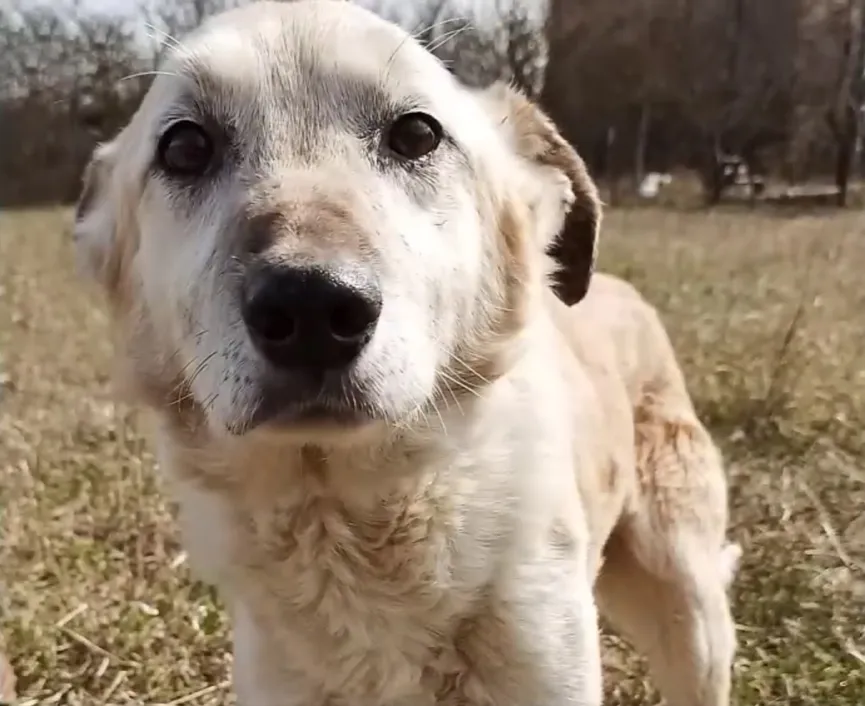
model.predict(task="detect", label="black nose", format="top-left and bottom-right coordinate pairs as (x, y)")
top-left (241, 263), bottom-right (382, 371)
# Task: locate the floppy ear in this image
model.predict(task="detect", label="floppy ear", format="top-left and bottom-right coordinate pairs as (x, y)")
top-left (480, 82), bottom-right (601, 305)
top-left (73, 140), bottom-right (133, 296)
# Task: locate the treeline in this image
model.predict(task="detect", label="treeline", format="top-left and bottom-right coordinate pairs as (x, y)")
top-left (0, 0), bottom-right (863, 207)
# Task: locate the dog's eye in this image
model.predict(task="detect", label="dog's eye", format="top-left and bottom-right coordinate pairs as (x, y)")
top-left (157, 121), bottom-right (214, 177)
top-left (386, 112), bottom-right (442, 160)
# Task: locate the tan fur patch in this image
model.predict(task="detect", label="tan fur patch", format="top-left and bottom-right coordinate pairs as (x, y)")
top-left (483, 83), bottom-right (602, 306)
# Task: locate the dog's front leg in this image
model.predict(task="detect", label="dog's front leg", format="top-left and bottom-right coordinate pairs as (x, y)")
top-left (446, 548), bottom-right (603, 706)
top-left (231, 603), bottom-right (323, 706)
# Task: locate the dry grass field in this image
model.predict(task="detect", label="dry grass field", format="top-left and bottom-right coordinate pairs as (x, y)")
top-left (1, 205), bottom-right (863, 705)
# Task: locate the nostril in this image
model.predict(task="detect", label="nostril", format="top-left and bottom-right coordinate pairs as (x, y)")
top-left (245, 300), bottom-right (297, 344)
top-left (329, 299), bottom-right (377, 343)
top-left (258, 316), bottom-right (296, 344)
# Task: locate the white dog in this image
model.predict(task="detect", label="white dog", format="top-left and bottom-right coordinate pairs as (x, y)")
top-left (73, 2), bottom-right (739, 705)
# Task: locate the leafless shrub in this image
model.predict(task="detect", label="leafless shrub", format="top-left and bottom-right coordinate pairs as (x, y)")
top-left (1, 0), bottom-right (864, 207)
top-left (412, 0), bottom-right (548, 99)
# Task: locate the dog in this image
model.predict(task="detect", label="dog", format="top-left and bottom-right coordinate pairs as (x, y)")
top-left (72, 2), bottom-right (739, 704)
top-left (0, 649), bottom-right (15, 704)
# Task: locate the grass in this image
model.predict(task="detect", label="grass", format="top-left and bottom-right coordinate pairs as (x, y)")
top-left (1, 205), bottom-right (863, 705)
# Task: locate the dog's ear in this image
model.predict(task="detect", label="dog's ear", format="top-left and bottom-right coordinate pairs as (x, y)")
top-left (480, 82), bottom-right (601, 305)
top-left (73, 140), bottom-right (132, 295)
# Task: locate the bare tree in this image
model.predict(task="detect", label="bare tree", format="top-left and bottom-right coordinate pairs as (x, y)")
top-left (0, 2), bottom-right (145, 205)
top-left (140, 0), bottom-right (242, 66)
top-left (1, 0), bottom-right (863, 210)
top-left (541, 0), bottom-right (799, 205)
top-left (826, 0), bottom-right (865, 206)
top-left (789, 0), bottom-right (865, 201)
top-left (412, 0), bottom-right (548, 99)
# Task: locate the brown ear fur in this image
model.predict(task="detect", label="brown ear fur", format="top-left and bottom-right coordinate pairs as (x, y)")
top-left (72, 140), bottom-right (140, 311)
top-left (73, 142), bottom-right (117, 282)
top-left (546, 196), bottom-right (601, 305)
top-left (482, 82), bottom-right (601, 305)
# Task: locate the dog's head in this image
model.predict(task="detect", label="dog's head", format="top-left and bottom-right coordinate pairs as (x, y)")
top-left (74, 0), bottom-right (599, 444)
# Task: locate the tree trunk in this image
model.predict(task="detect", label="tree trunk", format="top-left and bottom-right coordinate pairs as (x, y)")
top-left (834, 111), bottom-right (858, 207)
top-left (605, 125), bottom-right (618, 206)
top-left (701, 138), bottom-right (725, 207)
top-left (634, 102), bottom-right (651, 187)
top-left (831, 0), bottom-right (865, 207)
top-left (836, 148), bottom-right (851, 207)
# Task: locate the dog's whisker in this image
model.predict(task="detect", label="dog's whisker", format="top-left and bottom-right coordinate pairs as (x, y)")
top-left (187, 350), bottom-right (218, 384)
top-left (167, 350), bottom-right (218, 406)
top-left (425, 394), bottom-right (448, 435)
top-left (424, 24), bottom-right (474, 55)
top-left (410, 15), bottom-right (472, 41)
top-left (169, 388), bottom-right (197, 409)
top-left (170, 353), bottom-right (205, 391)
top-left (118, 70), bottom-right (182, 84)
top-left (388, 16), bottom-right (472, 77)
top-left (142, 22), bottom-right (195, 58)
top-left (432, 376), bottom-right (465, 418)
top-left (438, 369), bottom-right (482, 400)
top-left (384, 34), bottom-right (415, 77)
top-left (199, 391), bottom-right (219, 414)
top-left (142, 22), bottom-right (182, 48)
top-left (449, 353), bottom-right (492, 387)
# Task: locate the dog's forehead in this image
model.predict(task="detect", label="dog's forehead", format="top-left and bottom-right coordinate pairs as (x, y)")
top-left (125, 1), bottom-right (504, 184)
top-left (163, 2), bottom-right (448, 113)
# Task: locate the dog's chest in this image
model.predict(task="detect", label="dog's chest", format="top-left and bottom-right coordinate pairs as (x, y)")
top-left (221, 484), bottom-right (488, 702)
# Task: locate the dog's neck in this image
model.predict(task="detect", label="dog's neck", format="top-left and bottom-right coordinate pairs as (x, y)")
top-left (150, 367), bottom-right (538, 593)
top-left (151, 373), bottom-right (509, 509)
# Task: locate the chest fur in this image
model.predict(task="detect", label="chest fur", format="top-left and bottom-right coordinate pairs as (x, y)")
top-left (178, 476), bottom-right (492, 701)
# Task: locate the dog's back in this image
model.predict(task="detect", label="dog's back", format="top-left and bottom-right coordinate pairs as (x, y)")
top-left (561, 272), bottom-right (731, 552)
top-left (551, 272), bottom-right (740, 706)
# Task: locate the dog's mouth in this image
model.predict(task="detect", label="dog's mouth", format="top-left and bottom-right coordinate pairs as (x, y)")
top-left (228, 370), bottom-right (380, 436)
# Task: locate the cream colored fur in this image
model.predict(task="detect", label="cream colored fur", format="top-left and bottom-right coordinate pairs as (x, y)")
top-left (72, 2), bottom-right (739, 705)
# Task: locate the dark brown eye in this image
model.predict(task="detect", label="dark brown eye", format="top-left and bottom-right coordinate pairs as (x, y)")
top-left (157, 120), bottom-right (214, 177)
top-left (386, 112), bottom-right (442, 160)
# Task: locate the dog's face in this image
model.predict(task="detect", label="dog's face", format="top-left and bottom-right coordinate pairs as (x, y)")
top-left (74, 0), bottom-right (599, 442)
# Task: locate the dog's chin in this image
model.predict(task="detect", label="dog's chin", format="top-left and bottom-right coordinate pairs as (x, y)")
top-left (247, 398), bottom-right (379, 439)
top-left (222, 372), bottom-right (389, 444)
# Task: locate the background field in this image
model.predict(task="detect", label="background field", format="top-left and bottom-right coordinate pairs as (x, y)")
top-left (1, 206), bottom-right (863, 705)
